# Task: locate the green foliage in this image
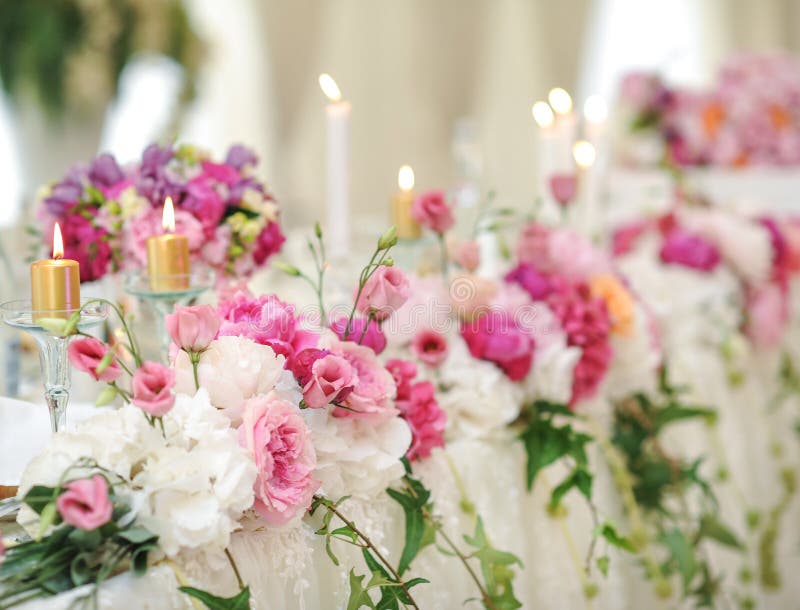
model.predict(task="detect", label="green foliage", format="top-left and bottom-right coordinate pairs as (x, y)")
top-left (179, 586), bottom-right (251, 610)
top-left (462, 517), bottom-right (523, 610)
top-left (385, 465), bottom-right (436, 576)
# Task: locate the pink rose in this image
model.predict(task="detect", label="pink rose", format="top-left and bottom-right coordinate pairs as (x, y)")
top-left (330, 316), bottom-right (387, 354)
top-left (67, 337), bottom-right (121, 383)
top-left (357, 266), bottom-right (410, 321)
top-left (56, 474), bottom-right (113, 531)
top-left (291, 348), bottom-right (330, 387)
top-left (460, 310), bottom-right (535, 381)
top-left (131, 361), bottom-right (176, 417)
top-left (302, 354), bottom-right (357, 409)
top-left (386, 359), bottom-right (417, 402)
top-left (412, 190), bottom-right (455, 234)
top-left (238, 393), bottom-right (319, 526)
top-left (166, 305), bottom-right (221, 353)
top-left (411, 329), bottom-right (449, 368)
top-left (452, 239), bottom-right (481, 272)
top-left (322, 336), bottom-right (397, 421)
top-left (397, 380), bottom-right (446, 462)
top-left (549, 173), bottom-right (578, 207)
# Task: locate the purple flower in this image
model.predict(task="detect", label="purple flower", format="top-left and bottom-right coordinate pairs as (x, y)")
top-left (140, 143), bottom-right (174, 174)
top-left (330, 316), bottom-right (387, 355)
top-left (505, 263), bottom-right (553, 301)
top-left (42, 178), bottom-right (82, 217)
top-left (659, 229), bottom-right (721, 271)
top-left (225, 145), bottom-right (258, 171)
top-left (88, 153), bottom-right (124, 187)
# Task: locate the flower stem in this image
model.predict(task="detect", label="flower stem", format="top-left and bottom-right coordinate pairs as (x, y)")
top-left (437, 233), bottom-right (448, 280)
top-left (224, 547), bottom-right (245, 590)
top-left (190, 352), bottom-right (200, 391)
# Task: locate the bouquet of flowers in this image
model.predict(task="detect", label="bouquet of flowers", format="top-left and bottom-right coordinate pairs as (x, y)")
top-left (36, 143), bottom-right (285, 283)
top-left (618, 53), bottom-right (800, 168)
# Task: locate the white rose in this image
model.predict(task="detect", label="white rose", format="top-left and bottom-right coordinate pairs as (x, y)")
top-left (173, 336), bottom-right (289, 424)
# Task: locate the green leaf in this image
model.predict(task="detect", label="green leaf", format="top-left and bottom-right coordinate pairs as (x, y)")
top-left (37, 501), bottom-right (59, 540)
top-left (463, 517), bottom-right (523, 609)
top-left (179, 586), bottom-right (251, 610)
top-left (661, 529), bottom-right (697, 594)
top-left (95, 385), bottom-right (118, 407)
top-left (597, 555), bottom-right (610, 577)
top-left (131, 542), bottom-right (158, 576)
top-left (67, 527), bottom-right (102, 551)
top-left (698, 515), bottom-right (744, 550)
top-left (519, 421), bottom-right (571, 490)
top-left (595, 522), bottom-right (636, 553)
top-left (70, 553), bottom-right (92, 586)
top-left (386, 476), bottom-right (434, 576)
top-left (23, 485), bottom-right (59, 514)
top-left (654, 404), bottom-right (716, 431)
top-left (549, 468), bottom-right (593, 511)
top-left (116, 526), bottom-right (158, 545)
top-left (345, 570), bottom-right (376, 610)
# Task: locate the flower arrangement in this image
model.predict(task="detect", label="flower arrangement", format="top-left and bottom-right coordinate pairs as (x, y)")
top-left (618, 53), bottom-right (800, 168)
top-left (36, 143), bottom-right (285, 282)
top-left (0, 0), bottom-right (202, 118)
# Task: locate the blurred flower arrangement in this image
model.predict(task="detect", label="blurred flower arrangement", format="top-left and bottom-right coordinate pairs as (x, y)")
top-left (36, 143), bottom-right (285, 282)
top-left (0, 0), bottom-right (202, 118)
top-left (618, 53), bottom-right (800, 167)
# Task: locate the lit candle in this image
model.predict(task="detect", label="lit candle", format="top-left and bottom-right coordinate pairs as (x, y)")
top-left (319, 73), bottom-right (351, 259)
top-left (548, 87), bottom-right (577, 169)
top-left (392, 165), bottom-right (420, 240)
top-left (532, 101), bottom-right (558, 201)
top-left (31, 222), bottom-right (80, 318)
top-left (583, 95), bottom-right (608, 145)
top-left (146, 197), bottom-right (190, 292)
top-left (572, 140), bottom-right (598, 235)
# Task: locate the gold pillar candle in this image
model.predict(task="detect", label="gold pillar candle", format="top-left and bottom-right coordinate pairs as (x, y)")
top-left (146, 197), bottom-right (190, 292)
top-left (31, 222), bottom-right (81, 319)
top-left (392, 165), bottom-right (421, 240)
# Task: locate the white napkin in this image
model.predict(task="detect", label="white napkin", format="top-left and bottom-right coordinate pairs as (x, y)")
top-left (0, 397), bottom-right (102, 486)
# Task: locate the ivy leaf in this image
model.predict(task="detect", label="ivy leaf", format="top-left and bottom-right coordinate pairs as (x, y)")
top-left (386, 475), bottom-right (434, 575)
top-left (179, 586), bottom-right (251, 610)
top-left (549, 467), bottom-right (593, 511)
top-left (597, 555), bottom-right (610, 577)
top-left (519, 420), bottom-right (572, 490)
top-left (661, 529), bottom-right (697, 594)
top-left (654, 404), bottom-right (716, 431)
top-left (698, 515), bottom-right (744, 550)
top-left (463, 517), bottom-right (523, 609)
top-left (345, 570), bottom-right (376, 610)
top-left (595, 522), bottom-right (636, 553)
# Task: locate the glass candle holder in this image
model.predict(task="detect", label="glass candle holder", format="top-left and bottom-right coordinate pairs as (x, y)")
top-left (0, 300), bottom-right (107, 433)
top-left (124, 269), bottom-right (215, 361)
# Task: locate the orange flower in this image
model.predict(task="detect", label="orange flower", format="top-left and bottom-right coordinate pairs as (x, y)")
top-left (589, 274), bottom-right (635, 337)
top-left (769, 104), bottom-right (792, 130)
top-left (702, 102), bottom-right (725, 137)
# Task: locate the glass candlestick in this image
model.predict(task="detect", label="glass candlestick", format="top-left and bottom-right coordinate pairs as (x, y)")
top-left (124, 269), bottom-right (215, 361)
top-left (0, 300), bottom-right (107, 433)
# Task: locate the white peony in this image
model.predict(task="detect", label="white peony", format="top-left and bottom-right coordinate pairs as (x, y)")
top-left (525, 341), bottom-right (581, 405)
top-left (173, 335), bottom-right (290, 424)
top-left (19, 390), bottom-right (256, 560)
top-left (604, 305), bottom-right (661, 400)
top-left (304, 409), bottom-right (411, 501)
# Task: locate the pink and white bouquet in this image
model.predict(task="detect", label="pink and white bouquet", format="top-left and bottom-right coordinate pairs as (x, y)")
top-left (36, 143), bottom-right (285, 283)
top-left (618, 53), bottom-right (800, 168)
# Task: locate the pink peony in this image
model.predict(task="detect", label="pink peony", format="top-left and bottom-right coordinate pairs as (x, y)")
top-left (460, 310), bottom-right (535, 381)
top-left (252, 222), bottom-right (286, 266)
top-left (200, 160), bottom-right (241, 186)
top-left (357, 266), bottom-right (410, 321)
top-left (659, 228), bottom-right (721, 272)
top-left (547, 229), bottom-right (612, 280)
top-left (238, 393), bottom-right (319, 526)
top-left (131, 361), bottom-right (175, 416)
top-left (452, 239), bottom-right (481, 272)
top-left (124, 206), bottom-right (205, 269)
top-left (547, 281), bottom-right (613, 406)
top-left (412, 190), bottom-right (455, 234)
top-left (745, 283), bottom-right (788, 349)
top-left (549, 173), bottom-right (578, 206)
top-left (302, 354), bottom-right (357, 409)
top-left (505, 263), bottom-right (553, 301)
top-left (411, 329), bottom-right (449, 368)
top-left (330, 316), bottom-right (387, 354)
top-left (516, 223), bottom-right (551, 268)
top-left (166, 304), bottom-right (221, 353)
top-left (291, 348), bottom-right (330, 387)
top-left (56, 474), bottom-right (113, 531)
top-left (397, 380), bottom-right (446, 462)
top-left (68, 337), bottom-right (121, 383)
top-left (323, 336), bottom-right (397, 421)
top-left (218, 291), bottom-right (317, 366)
top-left (385, 359), bottom-right (418, 402)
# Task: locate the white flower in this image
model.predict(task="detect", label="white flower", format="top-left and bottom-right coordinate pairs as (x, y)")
top-left (525, 341), bottom-right (581, 404)
top-left (605, 306), bottom-right (660, 399)
top-left (173, 336), bottom-right (290, 424)
top-left (304, 409), bottom-right (411, 501)
top-left (118, 187), bottom-right (148, 219)
top-left (431, 336), bottom-right (524, 439)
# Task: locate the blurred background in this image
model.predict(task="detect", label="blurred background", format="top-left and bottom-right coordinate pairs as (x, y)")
top-left (1, 0), bottom-right (799, 234)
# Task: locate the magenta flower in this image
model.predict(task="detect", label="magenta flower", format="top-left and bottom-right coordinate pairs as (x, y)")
top-left (68, 337), bottom-right (121, 383)
top-left (385, 359), bottom-right (418, 402)
top-left (505, 263), bottom-right (553, 301)
top-left (460, 310), bottom-right (535, 381)
top-left (411, 329), bottom-right (449, 368)
top-left (397, 380), bottom-right (447, 462)
top-left (659, 228), bottom-right (721, 272)
top-left (56, 475), bottom-right (113, 531)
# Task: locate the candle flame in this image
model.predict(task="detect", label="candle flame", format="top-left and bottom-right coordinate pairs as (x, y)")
top-left (52, 222), bottom-right (64, 260)
top-left (319, 73), bottom-right (342, 102)
top-left (398, 165), bottom-right (415, 191)
top-left (162, 197), bottom-right (176, 233)
top-left (548, 87), bottom-right (573, 115)
top-left (583, 95), bottom-right (608, 124)
top-left (573, 140), bottom-right (596, 169)
top-left (531, 101), bottom-right (555, 128)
